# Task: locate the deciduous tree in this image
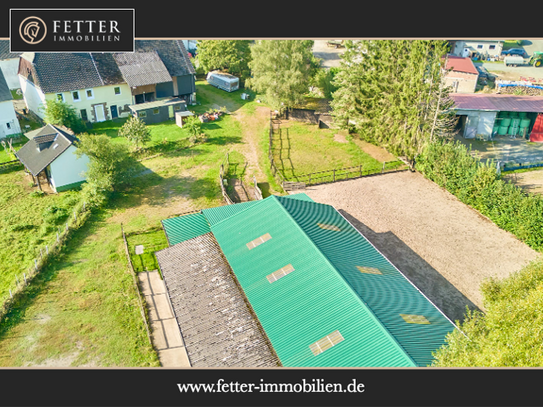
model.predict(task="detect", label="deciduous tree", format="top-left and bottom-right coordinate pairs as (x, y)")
top-left (118, 115), bottom-right (151, 150)
top-left (246, 40), bottom-right (319, 111)
top-left (42, 98), bottom-right (86, 134)
top-left (196, 40), bottom-right (252, 83)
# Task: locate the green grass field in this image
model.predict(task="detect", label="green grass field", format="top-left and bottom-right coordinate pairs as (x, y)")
top-left (0, 171), bottom-right (81, 299)
top-left (0, 80), bottom-right (255, 366)
top-left (126, 229), bottom-right (169, 273)
top-left (272, 121), bottom-right (384, 182)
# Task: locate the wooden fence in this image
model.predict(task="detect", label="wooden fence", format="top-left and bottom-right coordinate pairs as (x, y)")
top-left (120, 224), bottom-right (153, 346)
top-left (0, 199), bottom-right (90, 322)
top-left (219, 153), bottom-right (234, 205)
top-left (268, 112), bottom-right (406, 192)
top-left (0, 159), bottom-right (23, 173)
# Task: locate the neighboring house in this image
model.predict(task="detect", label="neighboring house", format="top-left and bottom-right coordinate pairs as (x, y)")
top-left (15, 124), bottom-right (89, 192)
top-left (451, 40), bottom-right (503, 58)
top-left (444, 55), bottom-right (479, 94)
top-left (0, 40), bottom-right (22, 90)
top-left (0, 69), bottom-right (21, 138)
top-left (157, 194), bottom-right (458, 367)
top-left (18, 40), bottom-right (196, 124)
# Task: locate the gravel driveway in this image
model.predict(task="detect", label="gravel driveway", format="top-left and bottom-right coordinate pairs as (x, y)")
top-left (298, 171), bottom-right (540, 322)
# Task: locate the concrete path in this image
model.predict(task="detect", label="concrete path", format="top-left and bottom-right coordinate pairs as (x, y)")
top-left (138, 271), bottom-right (191, 367)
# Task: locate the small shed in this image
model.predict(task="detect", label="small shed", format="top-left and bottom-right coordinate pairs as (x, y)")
top-left (206, 71), bottom-right (239, 92)
top-left (129, 97), bottom-right (187, 124)
top-left (175, 110), bottom-right (194, 128)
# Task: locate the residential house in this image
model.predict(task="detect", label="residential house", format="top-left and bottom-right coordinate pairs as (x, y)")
top-left (451, 40), bottom-right (503, 59)
top-left (0, 69), bottom-right (21, 138)
top-left (0, 40), bottom-right (22, 90)
top-left (444, 55), bottom-right (479, 94)
top-left (16, 124), bottom-right (89, 192)
top-left (157, 194), bottom-right (458, 367)
top-left (18, 40), bottom-right (196, 124)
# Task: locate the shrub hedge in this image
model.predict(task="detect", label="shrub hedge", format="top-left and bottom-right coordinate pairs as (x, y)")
top-left (416, 141), bottom-right (543, 252)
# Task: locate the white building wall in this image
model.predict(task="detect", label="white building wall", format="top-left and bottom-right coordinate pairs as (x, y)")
top-left (0, 100), bottom-right (22, 138)
top-left (44, 83), bottom-right (133, 122)
top-left (49, 145), bottom-right (89, 190)
top-left (0, 59), bottom-right (22, 89)
top-left (19, 75), bottom-right (46, 118)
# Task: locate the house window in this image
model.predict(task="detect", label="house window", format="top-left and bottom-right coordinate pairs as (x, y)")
top-left (174, 104), bottom-right (181, 111)
top-left (114, 86), bottom-right (121, 95)
top-left (56, 93), bottom-right (64, 102)
top-left (80, 109), bottom-right (88, 121)
top-left (489, 45), bottom-right (496, 50)
top-left (6, 123), bottom-right (11, 129)
top-left (477, 44), bottom-right (483, 49)
top-left (153, 108), bottom-right (160, 115)
top-left (72, 91), bottom-right (80, 102)
top-left (139, 111), bottom-right (147, 118)
top-left (85, 89), bottom-right (94, 99)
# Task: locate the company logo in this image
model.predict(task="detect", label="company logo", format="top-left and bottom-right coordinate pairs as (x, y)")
top-left (19, 16), bottom-right (47, 44)
top-left (10, 9), bottom-right (134, 52)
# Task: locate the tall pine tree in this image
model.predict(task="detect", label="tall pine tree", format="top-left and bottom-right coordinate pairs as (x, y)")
top-left (331, 40), bottom-right (455, 168)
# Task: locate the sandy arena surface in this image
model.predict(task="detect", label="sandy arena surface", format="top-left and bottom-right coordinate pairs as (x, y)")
top-left (299, 171), bottom-right (540, 322)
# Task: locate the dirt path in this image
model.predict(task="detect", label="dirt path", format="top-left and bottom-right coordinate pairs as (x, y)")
top-left (232, 106), bottom-right (270, 184)
top-left (502, 169), bottom-right (543, 195)
top-left (299, 171), bottom-right (540, 322)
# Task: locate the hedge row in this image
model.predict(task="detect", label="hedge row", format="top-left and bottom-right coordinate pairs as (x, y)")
top-left (416, 141), bottom-right (543, 252)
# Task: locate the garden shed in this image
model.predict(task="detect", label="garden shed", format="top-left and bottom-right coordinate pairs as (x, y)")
top-left (129, 97), bottom-right (187, 124)
top-left (451, 94), bottom-right (543, 141)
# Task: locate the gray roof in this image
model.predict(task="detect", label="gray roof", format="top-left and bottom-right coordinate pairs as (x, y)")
top-left (0, 69), bottom-right (11, 103)
top-left (155, 233), bottom-right (280, 367)
top-left (135, 40), bottom-right (196, 77)
top-left (113, 51), bottom-right (172, 87)
top-left (0, 40), bottom-right (21, 60)
top-left (22, 52), bottom-right (124, 94)
top-left (15, 124), bottom-right (77, 176)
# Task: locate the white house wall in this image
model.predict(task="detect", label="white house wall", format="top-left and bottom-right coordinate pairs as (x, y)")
top-left (458, 110), bottom-right (497, 138)
top-left (0, 100), bottom-right (21, 138)
top-left (0, 59), bottom-right (22, 90)
top-left (45, 83), bottom-right (133, 123)
top-left (19, 75), bottom-right (46, 119)
top-left (49, 145), bottom-right (89, 190)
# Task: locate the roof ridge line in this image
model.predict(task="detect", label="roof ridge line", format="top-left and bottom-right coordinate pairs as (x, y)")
top-left (89, 53), bottom-right (104, 86)
top-left (333, 206), bottom-right (465, 340)
top-left (273, 196), bottom-right (417, 367)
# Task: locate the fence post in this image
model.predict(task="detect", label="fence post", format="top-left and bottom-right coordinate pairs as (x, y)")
top-left (23, 273), bottom-right (27, 285)
top-left (57, 232), bottom-right (59, 243)
top-left (35, 259), bottom-right (38, 271)
top-left (66, 222), bottom-right (68, 231)
top-left (15, 275), bottom-right (19, 287)
top-left (46, 245), bottom-right (49, 255)
top-left (333, 169), bottom-right (336, 182)
top-left (74, 210), bottom-right (77, 221)
top-left (9, 289), bottom-right (12, 299)
top-left (360, 165), bottom-right (362, 177)
top-left (382, 162), bottom-right (386, 173)
top-left (40, 248), bottom-right (43, 259)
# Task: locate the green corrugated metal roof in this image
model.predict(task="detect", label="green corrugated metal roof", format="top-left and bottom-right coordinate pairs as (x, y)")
top-left (210, 197), bottom-right (418, 367)
top-left (161, 194), bottom-right (457, 367)
top-left (202, 201), bottom-right (260, 226)
top-left (162, 212), bottom-right (211, 246)
top-left (276, 196), bottom-right (456, 366)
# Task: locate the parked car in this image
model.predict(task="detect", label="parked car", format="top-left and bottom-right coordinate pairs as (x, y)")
top-left (502, 48), bottom-right (528, 57)
top-left (476, 65), bottom-right (489, 78)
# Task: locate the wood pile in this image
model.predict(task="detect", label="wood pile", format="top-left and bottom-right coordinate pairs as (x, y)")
top-left (497, 86), bottom-right (543, 96)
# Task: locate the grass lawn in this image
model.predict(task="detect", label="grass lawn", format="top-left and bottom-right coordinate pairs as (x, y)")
top-left (0, 81), bottom-right (255, 366)
top-left (126, 229), bottom-right (169, 273)
top-left (272, 121), bottom-right (384, 182)
top-left (0, 140), bottom-right (26, 163)
top-left (0, 170), bottom-right (81, 300)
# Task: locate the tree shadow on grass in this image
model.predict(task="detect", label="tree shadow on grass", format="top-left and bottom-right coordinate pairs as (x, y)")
top-left (0, 208), bottom-right (111, 339)
top-left (338, 209), bottom-right (480, 324)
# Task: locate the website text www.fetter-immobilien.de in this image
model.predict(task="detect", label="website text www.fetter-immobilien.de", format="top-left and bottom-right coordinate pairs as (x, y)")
top-left (177, 378), bottom-right (365, 394)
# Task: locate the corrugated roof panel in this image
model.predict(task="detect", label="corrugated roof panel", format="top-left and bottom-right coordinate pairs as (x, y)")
top-left (202, 201), bottom-right (260, 226)
top-left (210, 197), bottom-right (415, 367)
top-left (161, 212), bottom-right (211, 246)
top-left (276, 196), bottom-right (457, 366)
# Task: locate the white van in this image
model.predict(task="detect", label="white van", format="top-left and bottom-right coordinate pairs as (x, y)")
top-left (206, 71), bottom-right (240, 92)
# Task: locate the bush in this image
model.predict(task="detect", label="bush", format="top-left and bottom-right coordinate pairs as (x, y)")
top-left (416, 141), bottom-right (543, 252)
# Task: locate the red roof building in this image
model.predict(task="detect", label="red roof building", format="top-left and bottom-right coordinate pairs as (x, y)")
top-left (444, 55), bottom-right (479, 94)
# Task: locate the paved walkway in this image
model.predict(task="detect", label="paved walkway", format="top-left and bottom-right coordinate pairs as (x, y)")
top-left (138, 271), bottom-right (191, 367)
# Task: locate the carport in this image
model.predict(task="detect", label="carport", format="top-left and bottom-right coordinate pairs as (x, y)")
top-left (451, 94), bottom-right (543, 141)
